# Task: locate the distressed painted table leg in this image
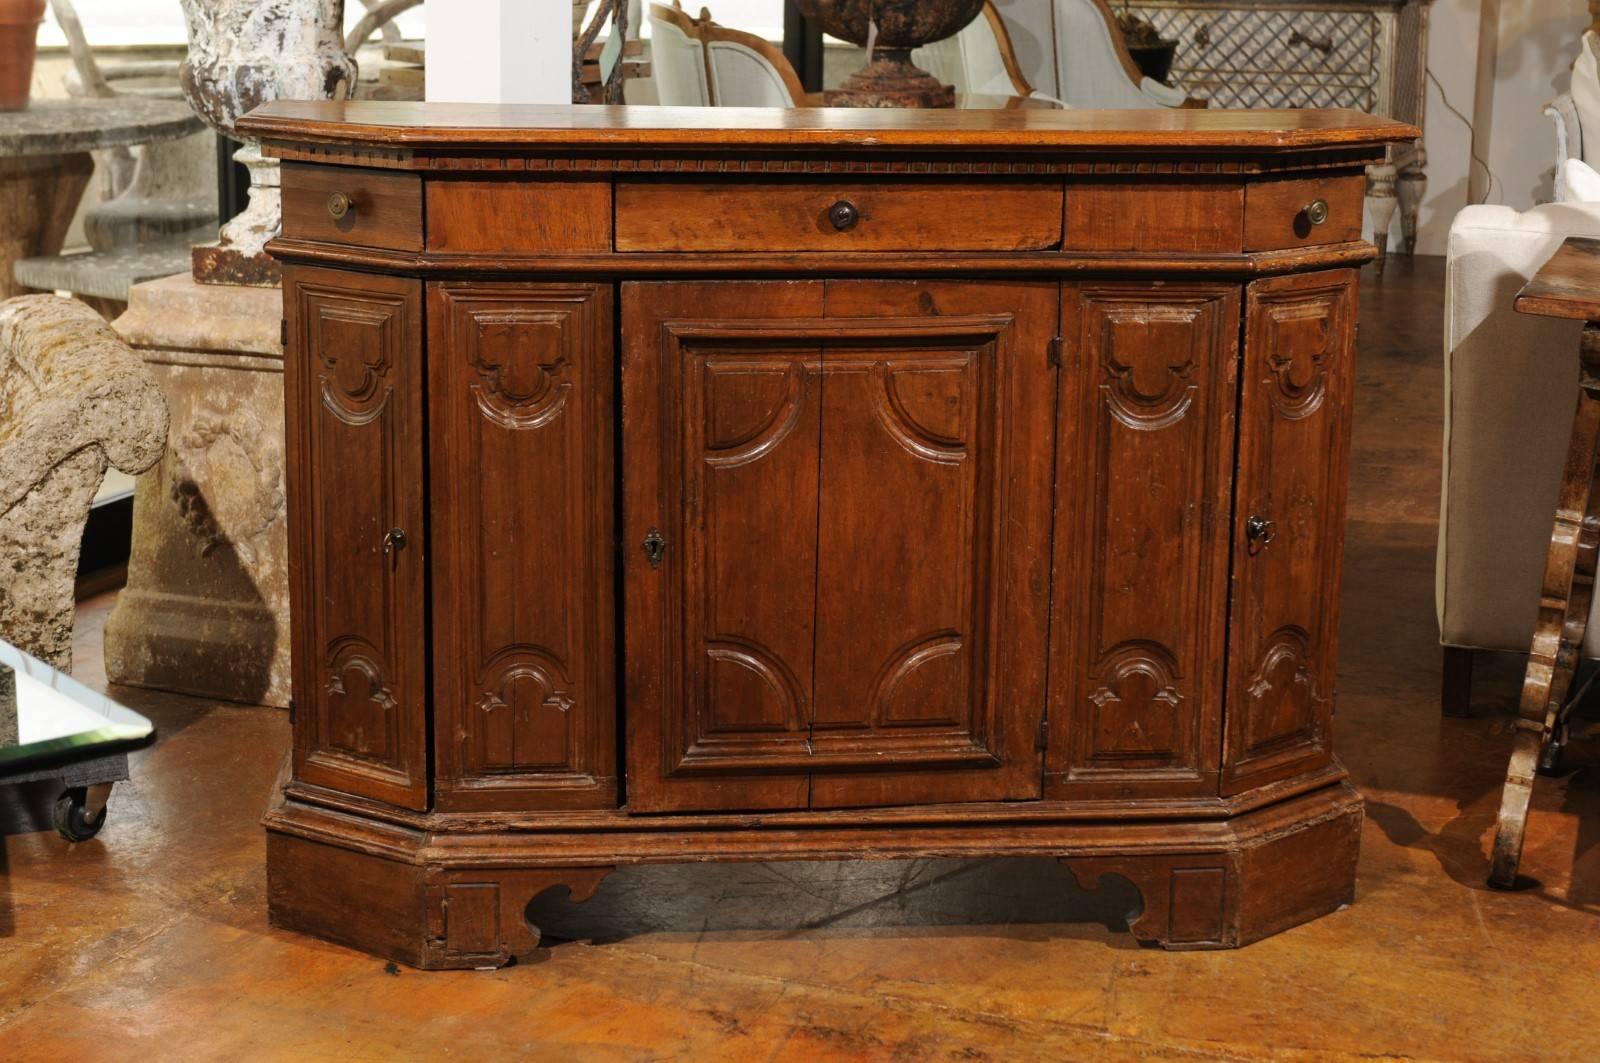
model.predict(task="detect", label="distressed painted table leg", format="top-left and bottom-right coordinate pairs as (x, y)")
top-left (1397, 145), bottom-right (1426, 256)
top-left (1489, 322), bottom-right (1600, 888)
top-left (1366, 162), bottom-right (1398, 277)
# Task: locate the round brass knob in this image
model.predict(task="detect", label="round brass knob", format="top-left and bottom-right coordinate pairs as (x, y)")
top-left (828, 200), bottom-right (859, 231)
top-left (1303, 199), bottom-right (1330, 226)
top-left (327, 191), bottom-right (353, 220)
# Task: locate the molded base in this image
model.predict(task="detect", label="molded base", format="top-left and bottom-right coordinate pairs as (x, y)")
top-left (265, 781), bottom-right (1362, 968)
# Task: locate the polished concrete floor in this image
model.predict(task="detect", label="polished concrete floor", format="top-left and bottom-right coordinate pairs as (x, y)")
top-left (3, 257), bottom-right (1597, 1060)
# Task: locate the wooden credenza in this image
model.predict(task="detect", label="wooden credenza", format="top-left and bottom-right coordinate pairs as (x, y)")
top-left (240, 101), bottom-right (1416, 969)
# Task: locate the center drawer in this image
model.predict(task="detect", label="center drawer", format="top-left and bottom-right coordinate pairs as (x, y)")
top-left (614, 179), bottom-right (1063, 253)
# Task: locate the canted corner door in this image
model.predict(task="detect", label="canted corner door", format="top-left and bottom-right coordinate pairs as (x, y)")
top-left (622, 280), bottom-right (1057, 812)
top-left (1223, 268), bottom-right (1359, 795)
top-left (284, 265), bottom-right (428, 811)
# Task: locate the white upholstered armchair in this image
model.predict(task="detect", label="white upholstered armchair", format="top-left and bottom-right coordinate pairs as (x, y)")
top-left (1438, 32), bottom-right (1600, 713)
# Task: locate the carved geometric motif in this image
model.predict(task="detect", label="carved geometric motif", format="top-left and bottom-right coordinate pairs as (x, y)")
top-left (323, 635), bottom-right (397, 761)
top-left (874, 358), bottom-right (973, 463)
top-left (475, 646), bottom-right (576, 772)
top-left (314, 304), bottom-right (395, 424)
top-left (1263, 302), bottom-right (1335, 419)
top-left (1087, 641), bottom-right (1185, 760)
top-left (1099, 309), bottom-right (1201, 429)
top-left (467, 311), bottom-right (571, 430)
top-left (867, 631), bottom-right (966, 728)
top-left (704, 637), bottom-right (808, 735)
top-left (1244, 626), bottom-right (1324, 752)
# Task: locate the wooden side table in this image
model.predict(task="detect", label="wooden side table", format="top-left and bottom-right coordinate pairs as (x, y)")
top-left (1491, 236), bottom-right (1600, 888)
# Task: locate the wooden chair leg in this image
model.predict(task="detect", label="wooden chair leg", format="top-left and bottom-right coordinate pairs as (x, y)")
top-left (1441, 646), bottom-right (1474, 717)
top-left (1490, 323), bottom-right (1600, 888)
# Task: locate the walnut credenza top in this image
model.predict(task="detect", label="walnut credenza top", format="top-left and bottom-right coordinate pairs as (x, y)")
top-left (241, 101), bottom-right (1417, 277)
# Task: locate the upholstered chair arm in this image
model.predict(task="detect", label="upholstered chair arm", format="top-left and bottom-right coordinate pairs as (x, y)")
top-left (1139, 78), bottom-right (1188, 107)
top-left (0, 295), bottom-right (168, 516)
top-left (1547, 94), bottom-right (1582, 202)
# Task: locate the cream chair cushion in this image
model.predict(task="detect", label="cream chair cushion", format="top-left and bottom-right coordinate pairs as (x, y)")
top-left (1566, 157), bottom-right (1600, 202)
top-left (1440, 202), bottom-right (1600, 655)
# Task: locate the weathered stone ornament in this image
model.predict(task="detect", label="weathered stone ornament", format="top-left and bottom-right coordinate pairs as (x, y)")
top-left (795, 0), bottom-right (986, 108)
top-left (178, 0), bottom-right (356, 285)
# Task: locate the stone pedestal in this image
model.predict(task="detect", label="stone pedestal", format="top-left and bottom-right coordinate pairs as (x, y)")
top-left (105, 273), bottom-right (288, 707)
top-left (1, 663), bottom-right (17, 748)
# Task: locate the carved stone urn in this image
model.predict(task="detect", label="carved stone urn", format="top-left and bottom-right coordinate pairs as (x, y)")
top-left (795, 0), bottom-right (986, 108)
top-left (179, 0), bottom-right (356, 285)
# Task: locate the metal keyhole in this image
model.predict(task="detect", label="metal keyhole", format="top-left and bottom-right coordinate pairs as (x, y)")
top-left (642, 527), bottom-right (665, 569)
top-left (383, 527), bottom-right (407, 559)
top-left (1245, 515), bottom-right (1277, 555)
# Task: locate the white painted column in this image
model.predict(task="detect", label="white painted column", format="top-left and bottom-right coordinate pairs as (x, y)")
top-left (426, 0), bottom-right (572, 104)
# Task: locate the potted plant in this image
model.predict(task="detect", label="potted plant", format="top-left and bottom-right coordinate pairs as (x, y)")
top-left (0, 0), bottom-right (46, 111)
top-left (1116, 8), bottom-right (1179, 86)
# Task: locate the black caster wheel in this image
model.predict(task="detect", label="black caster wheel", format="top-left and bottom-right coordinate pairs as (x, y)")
top-left (53, 787), bottom-right (107, 842)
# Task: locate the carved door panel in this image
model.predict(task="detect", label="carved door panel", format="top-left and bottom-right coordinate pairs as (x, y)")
top-left (429, 283), bottom-right (616, 812)
top-left (284, 266), bottom-right (428, 810)
top-left (805, 280), bottom-right (1055, 809)
top-left (623, 281), bottom-right (824, 813)
top-left (1224, 269), bottom-right (1358, 794)
top-left (1047, 283), bottom-right (1240, 800)
top-left (623, 280), bottom-right (1055, 813)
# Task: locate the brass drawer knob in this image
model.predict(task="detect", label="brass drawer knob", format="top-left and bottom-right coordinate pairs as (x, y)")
top-left (382, 527), bottom-right (407, 558)
top-left (1303, 199), bottom-right (1330, 226)
top-left (327, 191), bottom-right (353, 220)
top-left (828, 200), bottom-right (859, 231)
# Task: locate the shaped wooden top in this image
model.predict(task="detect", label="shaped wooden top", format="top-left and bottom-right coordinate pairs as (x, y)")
top-left (238, 100), bottom-right (1417, 155)
top-left (1517, 237), bottom-right (1600, 321)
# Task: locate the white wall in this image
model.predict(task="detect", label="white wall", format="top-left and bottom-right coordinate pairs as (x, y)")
top-left (1414, 0), bottom-right (1589, 255)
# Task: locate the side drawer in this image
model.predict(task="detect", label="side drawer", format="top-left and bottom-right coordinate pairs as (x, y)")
top-left (282, 162), bottom-right (423, 252)
top-left (614, 179), bottom-right (1063, 253)
top-left (1243, 174), bottom-right (1365, 252)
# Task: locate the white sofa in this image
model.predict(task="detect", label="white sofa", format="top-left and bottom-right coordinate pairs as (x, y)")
top-left (1438, 34), bottom-right (1600, 712)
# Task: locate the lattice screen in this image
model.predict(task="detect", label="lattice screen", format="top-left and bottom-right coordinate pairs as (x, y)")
top-left (1125, 4), bottom-right (1383, 111)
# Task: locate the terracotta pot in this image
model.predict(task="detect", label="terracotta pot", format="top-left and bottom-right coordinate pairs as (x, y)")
top-left (0, 0), bottom-right (46, 112)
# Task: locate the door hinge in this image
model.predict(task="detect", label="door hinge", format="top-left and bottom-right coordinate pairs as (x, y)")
top-left (287, 698), bottom-right (296, 725)
top-left (280, 318), bottom-right (289, 348)
top-left (1047, 335), bottom-right (1065, 369)
top-left (1036, 711), bottom-right (1049, 751)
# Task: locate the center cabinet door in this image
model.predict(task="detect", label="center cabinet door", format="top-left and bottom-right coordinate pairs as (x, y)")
top-left (622, 280), bottom-right (1058, 812)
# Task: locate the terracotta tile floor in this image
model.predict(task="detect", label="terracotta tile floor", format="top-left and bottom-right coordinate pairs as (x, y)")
top-left (3, 257), bottom-right (1597, 1060)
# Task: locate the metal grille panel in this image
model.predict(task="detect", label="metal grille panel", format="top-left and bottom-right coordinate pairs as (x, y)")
top-left (1126, 5), bottom-right (1382, 110)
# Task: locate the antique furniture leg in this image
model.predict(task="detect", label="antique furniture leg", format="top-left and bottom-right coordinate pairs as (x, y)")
top-left (1366, 162), bottom-right (1398, 275)
top-left (1397, 146), bottom-right (1426, 256)
top-left (1442, 645), bottom-right (1474, 717)
top-left (1489, 322), bottom-right (1600, 888)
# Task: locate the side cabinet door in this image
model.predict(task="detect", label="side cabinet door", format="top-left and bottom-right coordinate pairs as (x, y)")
top-left (1224, 269), bottom-right (1358, 794)
top-left (284, 265), bottom-right (428, 810)
top-left (429, 283), bottom-right (616, 812)
top-left (1048, 282), bottom-right (1240, 800)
